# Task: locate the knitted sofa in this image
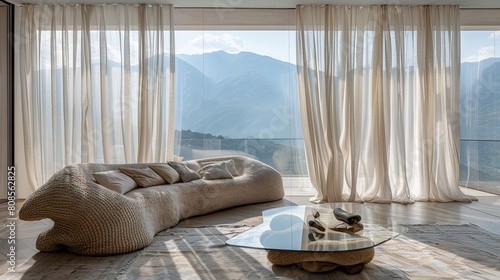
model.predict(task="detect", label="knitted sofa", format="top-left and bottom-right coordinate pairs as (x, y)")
top-left (19, 155), bottom-right (284, 255)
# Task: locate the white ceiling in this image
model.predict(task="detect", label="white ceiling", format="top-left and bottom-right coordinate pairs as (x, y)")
top-left (5, 0), bottom-right (500, 8)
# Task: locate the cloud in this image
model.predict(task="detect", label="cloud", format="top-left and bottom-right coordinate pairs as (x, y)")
top-left (463, 31), bottom-right (500, 62)
top-left (463, 46), bottom-right (496, 63)
top-left (489, 31), bottom-right (500, 39)
top-left (188, 33), bottom-right (244, 53)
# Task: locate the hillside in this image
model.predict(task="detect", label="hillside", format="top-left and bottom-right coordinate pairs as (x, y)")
top-left (176, 51), bottom-right (301, 139)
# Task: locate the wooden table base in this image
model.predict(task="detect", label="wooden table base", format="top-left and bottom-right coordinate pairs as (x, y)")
top-left (267, 247), bottom-right (375, 273)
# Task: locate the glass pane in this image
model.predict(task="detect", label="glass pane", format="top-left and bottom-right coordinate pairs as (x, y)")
top-left (460, 31), bottom-right (500, 194)
top-left (175, 29), bottom-right (308, 176)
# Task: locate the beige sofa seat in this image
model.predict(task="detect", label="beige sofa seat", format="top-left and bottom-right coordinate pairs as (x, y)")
top-left (19, 156), bottom-right (284, 255)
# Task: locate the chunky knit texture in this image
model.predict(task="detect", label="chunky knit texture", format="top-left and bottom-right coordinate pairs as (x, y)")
top-left (19, 156), bottom-right (284, 255)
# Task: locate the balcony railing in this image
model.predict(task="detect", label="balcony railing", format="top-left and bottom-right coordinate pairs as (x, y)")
top-left (177, 137), bottom-right (308, 176)
top-left (177, 137), bottom-right (500, 194)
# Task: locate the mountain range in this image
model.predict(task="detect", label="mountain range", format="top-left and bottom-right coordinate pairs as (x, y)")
top-left (177, 51), bottom-right (500, 141)
top-left (34, 49), bottom-right (500, 178)
top-left (460, 57), bottom-right (500, 140)
top-left (175, 51), bottom-right (302, 140)
top-left (176, 51), bottom-right (499, 180)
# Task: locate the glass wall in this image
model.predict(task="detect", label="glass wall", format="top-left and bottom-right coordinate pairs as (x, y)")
top-left (174, 9), bottom-right (308, 177)
top-left (460, 28), bottom-right (500, 194)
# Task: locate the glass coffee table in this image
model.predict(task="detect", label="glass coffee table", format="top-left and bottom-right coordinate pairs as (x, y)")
top-left (226, 204), bottom-right (407, 273)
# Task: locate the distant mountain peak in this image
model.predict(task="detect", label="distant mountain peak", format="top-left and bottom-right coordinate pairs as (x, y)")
top-left (179, 50), bottom-right (273, 60)
top-left (461, 56), bottom-right (500, 65)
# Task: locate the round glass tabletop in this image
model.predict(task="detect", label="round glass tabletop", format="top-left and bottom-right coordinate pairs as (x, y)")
top-left (226, 204), bottom-right (407, 252)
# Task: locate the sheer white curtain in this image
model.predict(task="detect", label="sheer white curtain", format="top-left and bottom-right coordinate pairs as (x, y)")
top-left (17, 4), bottom-right (175, 190)
top-left (296, 5), bottom-right (476, 203)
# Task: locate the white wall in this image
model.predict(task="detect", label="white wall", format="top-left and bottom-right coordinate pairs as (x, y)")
top-left (0, 5), bottom-right (9, 199)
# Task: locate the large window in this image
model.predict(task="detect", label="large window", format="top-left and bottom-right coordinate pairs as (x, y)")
top-left (172, 9), bottom-right (500, 194)
top-left (14, 7), bottom-right (498, 197)
top-left (460, 11), bottom-right (500, 194)
top-left (174, 9), bottom-right (308, 177)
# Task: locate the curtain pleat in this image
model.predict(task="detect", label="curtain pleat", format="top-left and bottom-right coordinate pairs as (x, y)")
top-left (17, 4), bottom-right (175, 190)
top-left (296, 5), bottom-right (476, 203)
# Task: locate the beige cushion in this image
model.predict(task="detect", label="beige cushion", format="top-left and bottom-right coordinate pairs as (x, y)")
top-left (201, 159), bottom-right (240, 176)
top-left (149, 164), bottom-right (181, 184)
top-left (168, 161), bottom-right (201, 182)
top-left (119, 167), bottom-right (167, 187)
top-left (92, 170), bottom-right (138, 194)
top-left (198, 161), bottom-right (233, 180)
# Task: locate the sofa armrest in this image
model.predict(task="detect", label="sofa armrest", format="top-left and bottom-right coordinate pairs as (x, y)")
top-left (19, 164), bottom-right (152, 255)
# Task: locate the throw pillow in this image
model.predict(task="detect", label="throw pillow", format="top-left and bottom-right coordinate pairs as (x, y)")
top-left (119, 167), bottom-right (167, 187)
top-left (168, 161), bottom-right (201, 182)
top-left (222, 159), bottom-right (240, 176)
top-left (200, 159), bottom-right (240, 176)
top-left (149, 164), bottom-right (181, 184)
top-left (92, 170), bottom-right (138, 194)
top-left (198, 161), bottom-right (234, 180)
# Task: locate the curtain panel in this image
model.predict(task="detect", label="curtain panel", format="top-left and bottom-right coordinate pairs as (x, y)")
top-left (16, 4), bottom-right (175, 190)
top-left (296, 5), bottom-right (476, 203)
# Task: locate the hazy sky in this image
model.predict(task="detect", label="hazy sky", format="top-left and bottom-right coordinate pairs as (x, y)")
top-left (461, 31), bottom-right (500, 62)
top-left (176, 30), bottom-right (500, 64)
top-left (176, 30), bottom-right (296, 64)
